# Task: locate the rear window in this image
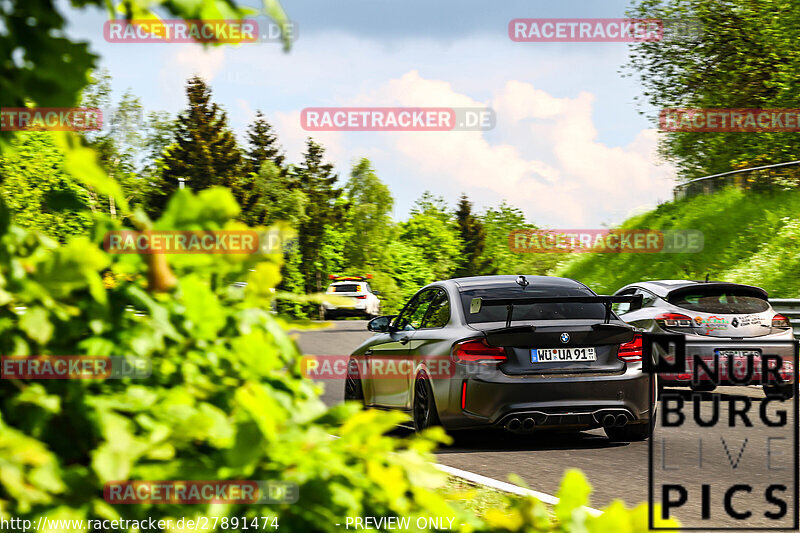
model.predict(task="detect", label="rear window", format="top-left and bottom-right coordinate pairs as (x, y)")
top-left (331, 284), bottom-right (359, 293)
top-left (668, 289), bottom-right (769, 314)
top-left (460, 287), bottom-right (607, 324)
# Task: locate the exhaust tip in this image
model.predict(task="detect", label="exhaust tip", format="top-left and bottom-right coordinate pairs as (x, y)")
top-left (615, 414), bottom-right (628, 427)
top-left (507, 418), bottom-right (521, 431)
top-left (522, 417), bottom-right (535, 430)
top-left (602, 414), bottom-right (616, 428)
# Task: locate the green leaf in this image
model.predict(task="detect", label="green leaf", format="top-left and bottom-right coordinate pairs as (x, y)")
top-left (19, 307), bottom-right (54, 345)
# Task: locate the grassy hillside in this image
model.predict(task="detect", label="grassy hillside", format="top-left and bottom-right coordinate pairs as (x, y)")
top-left (554, 188), bottom-right (800, 298)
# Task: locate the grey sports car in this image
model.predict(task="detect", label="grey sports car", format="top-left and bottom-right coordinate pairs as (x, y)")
top-left (612, 280), bottom-right (795, 398)
top-left (344, 275), bottom-right (656, 442)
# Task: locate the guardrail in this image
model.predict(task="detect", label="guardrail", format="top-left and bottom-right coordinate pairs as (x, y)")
top-left (673, 160), bottom-right (800, 201)
top-left (769, 299), bottom-right (800, 339)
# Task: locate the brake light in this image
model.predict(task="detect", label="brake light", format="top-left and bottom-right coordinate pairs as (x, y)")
top-left (452, 339), bottom-right (507, 364)
top-left (655, 313), bottom-right (692, 328)
top-left (355, 295), bottom-right (367, 299)
top-left (772, 314), bottom-right (791, 328)
top-left (618, 334), bottom-right (643, 362)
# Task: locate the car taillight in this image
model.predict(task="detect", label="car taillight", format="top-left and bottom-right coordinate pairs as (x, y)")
top-left (655, 313), bottom-right (693, 328)
top-left (772, 314), bottom-right (791, 328)
top-left (452, 339), bottom-right (507, 364)
top-left (355, 295), bottom-right (367, 299)
top-left (618, 334), bottom-right (643, 362)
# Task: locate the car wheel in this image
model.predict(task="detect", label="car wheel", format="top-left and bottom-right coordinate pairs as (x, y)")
top-left (690, 382), bottom-right (717, 392)
top-left (764, 383), bottom-right (794, 400)
top-left (324, 310), bottom-right (337, 320)
top-left (344, 358), bottom-right (364, 403)
top-left (605, 421), bottom-right (652, 442)
top-left (413, 374), bottom-right (441, 432)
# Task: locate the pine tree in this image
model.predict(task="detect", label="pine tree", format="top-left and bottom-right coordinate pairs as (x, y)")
top-left (245, 111), bottom-right (285, 174)
top-left (151, 76), bottom-right (242, 215)
top-left (295, 138), bottom-right (342, 295)
top-left (453, 193), bottom-right (489, 277)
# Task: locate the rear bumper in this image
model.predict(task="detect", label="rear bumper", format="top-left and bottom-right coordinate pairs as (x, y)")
top-left (323, 300), bottom-right (368, 312)
top-left (659, 340), bottom-right (795, 385)
top-left (437, 363), bottom-right (653, 430)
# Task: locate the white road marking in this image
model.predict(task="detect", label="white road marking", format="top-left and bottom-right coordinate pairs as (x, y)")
top-left (328, 433), bottom-right (603, 516)
top-left (433, 463), bottom-right (603, 517)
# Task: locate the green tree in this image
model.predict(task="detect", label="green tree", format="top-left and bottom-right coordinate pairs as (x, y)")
top-left (239, 161), bottom-right (307, 227)
top-left (479, 201), bottom-right (563, 276)
top-left (81, 76), bottom-right (148, 216)
top-left (141, 110), bottom-right (175, 174)
top-left (342, 158), bottom-right (394, 269)
top-left (626, 0), bottom-right (800, 178)
top-left (0, 132), bottom-right (93, 241)
top-left (294, 138), bottom-right (343, 296)
top-left (239, 113), bottom-right (290, 223)
top-left (453, 193), bottom-right (489, 277)
top-left (151, 76), bottom-right (243, 215)
top-left (245, 110), bottom-right (285, 174)
top-left (399, 192), bottom-right (463, 281)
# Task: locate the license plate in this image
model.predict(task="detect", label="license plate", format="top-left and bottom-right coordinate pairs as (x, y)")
top-left (531, 347), bottom-right (596, 363)
top-left (712, 350), bottom-right (760, 373)
top-left (714, 349), bottom-right (760, 359)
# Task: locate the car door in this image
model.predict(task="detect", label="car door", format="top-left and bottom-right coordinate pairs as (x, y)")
top-left (401, 289), bottom-right (452, 409)
top-left (369, 288), bottom-right (436, 407)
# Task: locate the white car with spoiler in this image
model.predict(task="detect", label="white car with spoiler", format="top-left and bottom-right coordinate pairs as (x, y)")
top-left (323, 275), bottom-right (381, 319)
top-left (613, 280), bottom-right (795, 398)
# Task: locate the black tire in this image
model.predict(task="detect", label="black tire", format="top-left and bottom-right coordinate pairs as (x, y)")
top-left (764, 384), bottom-right (794, 400)
top-left (412, 374), bottom-right (441, 432)
top-left (690, 382), bottom-right (717, 392)
top-left (324, 310), bottom-right (337, 321)
top-left (605, 421), bottom-right (652, 442)
top-left (344, 358), bottom-right (364, 404)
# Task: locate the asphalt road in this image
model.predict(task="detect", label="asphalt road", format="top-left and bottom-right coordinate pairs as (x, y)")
top-left (294, 320), bottom-right (798, 529)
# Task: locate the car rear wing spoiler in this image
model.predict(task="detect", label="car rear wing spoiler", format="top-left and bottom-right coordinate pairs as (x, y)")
top-left (475, 295), bottom-right (644, 327)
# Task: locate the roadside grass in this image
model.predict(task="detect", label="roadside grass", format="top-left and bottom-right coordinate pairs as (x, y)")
top-left (442, 476), bottom-right (514, 516)
top-left (555, 187), bottom-right (800, 297)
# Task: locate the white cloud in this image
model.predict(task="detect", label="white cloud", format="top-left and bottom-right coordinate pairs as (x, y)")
top-left (160, 44), bottom-right (227, 98)
top-left (327, 71), bottom-right (675, 226)
top-left (274, 109), bottom-right (346, 164)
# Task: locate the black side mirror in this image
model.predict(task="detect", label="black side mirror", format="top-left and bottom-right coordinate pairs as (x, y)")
top-left (372, 290), bottom-right (381, 296)
top-left (368, 315), bottom-right (397, 332)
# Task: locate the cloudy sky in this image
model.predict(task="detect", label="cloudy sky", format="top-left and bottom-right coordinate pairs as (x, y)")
top-left (63, 0), bottom-right (676, 227)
